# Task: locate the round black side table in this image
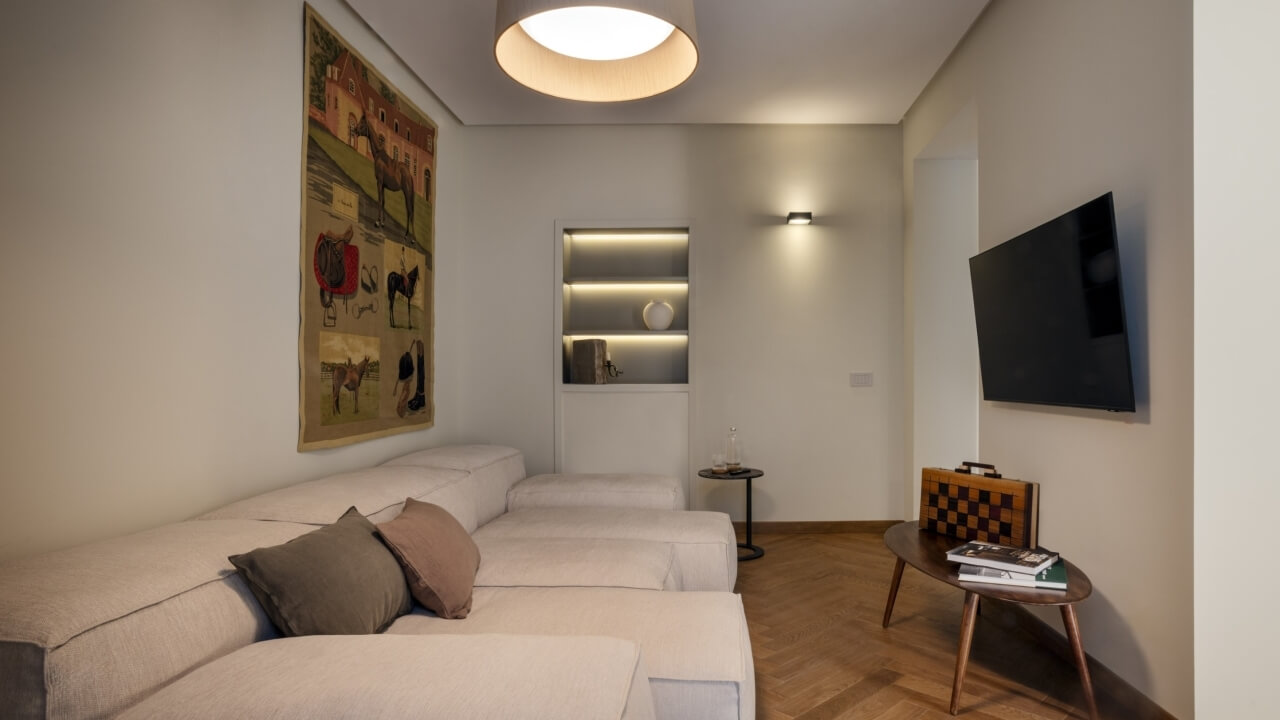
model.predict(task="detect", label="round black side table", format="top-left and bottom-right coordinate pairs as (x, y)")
top-left (698, 467), bottom-right (765, 561)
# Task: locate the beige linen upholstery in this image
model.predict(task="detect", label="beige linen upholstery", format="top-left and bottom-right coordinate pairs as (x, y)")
top-left (200, 465), bottom-right (477, 531)
top-left (475, 537), bottom-right (682, 590)
top-left (510, 473), bottom-right (687, 511)
top-left (389, 587), bottom-right (755, 720)
top-left (476, 507), bottom-right (737, 591)
top-left (0, 445), bottom-right (753, 720)
top-left (380, 444), bottom-right (525, 525)
top-left (117, 634), bottom-right (656, 720)
top-left (0, 519), bottom-right (314, 720)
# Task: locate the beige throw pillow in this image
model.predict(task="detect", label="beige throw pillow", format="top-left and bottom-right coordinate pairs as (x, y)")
top-left (377, 498), bottom-right (481, 619)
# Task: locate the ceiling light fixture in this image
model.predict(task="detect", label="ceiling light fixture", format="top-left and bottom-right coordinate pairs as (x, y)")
top-left (786, 212), bottom-right (813, 225)
top-left (495, 0), bottom-right (699, 103)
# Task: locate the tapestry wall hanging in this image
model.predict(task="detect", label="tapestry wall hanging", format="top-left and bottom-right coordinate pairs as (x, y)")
top-left (298, 5), bottom-right (435, 450)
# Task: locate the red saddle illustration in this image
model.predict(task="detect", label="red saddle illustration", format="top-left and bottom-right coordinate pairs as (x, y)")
top-left (314, 231), bottom-right (359, 295)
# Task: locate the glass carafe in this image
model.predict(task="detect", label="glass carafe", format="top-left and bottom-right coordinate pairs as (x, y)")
top-left (725, 427), bottom-right (741, 471)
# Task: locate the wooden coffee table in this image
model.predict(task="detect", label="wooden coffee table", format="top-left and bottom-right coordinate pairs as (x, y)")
top-left (881, 521), bottom-right (1098, 719)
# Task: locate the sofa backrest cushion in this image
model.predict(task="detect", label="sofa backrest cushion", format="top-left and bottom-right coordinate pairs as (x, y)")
top-left (200, 465), bottom-right (478, 532)
top-left (0, 519), bottom-right (314, 720)
top-left (381, 445), bottom-right (525, 526)
top-left (377, 499), bottom-right (481, 619)
top-left (229, 507), bottom-right (412, 636)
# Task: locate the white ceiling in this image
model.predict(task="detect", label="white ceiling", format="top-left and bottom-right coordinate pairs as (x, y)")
top-left (346, 0), bottom-right (989, 126)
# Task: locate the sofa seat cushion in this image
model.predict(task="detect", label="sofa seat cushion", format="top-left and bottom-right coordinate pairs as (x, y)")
top-left (509, 473), bottom-right (687, 511)
top-left (117, 634), bottom-right (655, 720)
top-left (388, 587), bottom-right (754, 720)
top-left (475, 537), bottom-right (680, 591)
top-left (381, 445), bottom-right (525, 526)
top-left (0, 519), bottom-right (316, 720)
top-left (199, 465), bottom-right (478, 531)
top-left (475, 508), bottom-right (737, 592)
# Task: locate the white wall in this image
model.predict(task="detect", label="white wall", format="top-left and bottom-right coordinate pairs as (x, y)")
top-left (0, 0), bottom-right (463, 563)
top-left (906, 108), bottom-right (979, 516)
top-left (1194, 3), bottom-right (1280, 716)
top-left (903, 1), bottom-right (1192, 716)
top-left (452, 124), bottom-right (904, 523)
top-left (687, 126), bottom-right (904, 522)
top-left (451, 125), bottom-right (692, 473)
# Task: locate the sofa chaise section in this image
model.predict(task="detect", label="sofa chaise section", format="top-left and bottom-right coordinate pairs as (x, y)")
top-left (474, 537), bottom-right (683, 591)
top-left (389, 587), bottom-right (755, 720)
top-left (475, 507), bottom-right (738, 592)
top-left (509, 472), bottom-right (687, 511)
top-left (117, 634), bottom-right (656, 720)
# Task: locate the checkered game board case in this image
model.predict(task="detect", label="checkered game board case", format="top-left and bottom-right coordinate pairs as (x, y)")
top-left (918, 462), bottom-right (1039, 548)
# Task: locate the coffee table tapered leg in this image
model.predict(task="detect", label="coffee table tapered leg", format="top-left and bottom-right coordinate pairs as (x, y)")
top-left (882, 558), bottom-right (906, 628)
top-left (1060, 604), bottom-right (1100, 720)
top-left (950, 591), bottom-right (980, 715)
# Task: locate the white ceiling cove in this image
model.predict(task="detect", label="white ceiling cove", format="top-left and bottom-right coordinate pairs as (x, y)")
top-left (345, 0), bottom-right (989, 125)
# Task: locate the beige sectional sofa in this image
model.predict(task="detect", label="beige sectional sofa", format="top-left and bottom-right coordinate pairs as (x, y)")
top-left (0, 445), bottom-right (755, 719)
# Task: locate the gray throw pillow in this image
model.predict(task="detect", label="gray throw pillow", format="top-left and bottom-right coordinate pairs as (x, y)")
top-left (229, 506), bottom-right (412, 636)
top-left (377, 498), bottom-right (481, 619)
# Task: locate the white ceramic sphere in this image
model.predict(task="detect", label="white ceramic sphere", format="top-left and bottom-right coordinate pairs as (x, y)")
top-left (642, 300), bottom-right (675, 330)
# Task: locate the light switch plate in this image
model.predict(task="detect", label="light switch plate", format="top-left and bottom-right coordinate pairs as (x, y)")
top-left (850, 372), bottom-right (874, 387)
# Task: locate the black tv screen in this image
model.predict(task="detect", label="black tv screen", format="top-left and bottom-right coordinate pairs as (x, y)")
top-left (968, 192), bottom-right (1135, 412)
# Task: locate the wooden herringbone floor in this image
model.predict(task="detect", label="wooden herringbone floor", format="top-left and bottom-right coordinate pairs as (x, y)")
top-left (735, 532), bottom-right (1117, 720)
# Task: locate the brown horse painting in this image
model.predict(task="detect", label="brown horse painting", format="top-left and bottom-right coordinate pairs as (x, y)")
top-left (350, 113), bottom-right (415, 241)
top-left (331, 356), bottom-right (370, 415)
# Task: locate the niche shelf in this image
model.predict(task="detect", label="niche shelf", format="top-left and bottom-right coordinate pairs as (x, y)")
top-left (561, 228), bottom-right (690, 385)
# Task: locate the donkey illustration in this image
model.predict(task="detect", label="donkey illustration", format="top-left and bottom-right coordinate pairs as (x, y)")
top-left (331, 356), bottom-right (370, 415)
top-left (387, 266), bottom-right (419, 329)
top-left (350, 113), bottom-right (415, 241)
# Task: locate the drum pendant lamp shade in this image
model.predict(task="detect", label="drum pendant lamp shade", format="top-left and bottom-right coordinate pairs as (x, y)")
top-left (495, 0), bottom-right (699, 102)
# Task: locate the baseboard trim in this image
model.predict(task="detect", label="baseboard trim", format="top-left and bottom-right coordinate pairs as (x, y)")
top-left (980, 601), bottom-right (1177, 720)
top-left (731, 520), bottom-right (898, 534)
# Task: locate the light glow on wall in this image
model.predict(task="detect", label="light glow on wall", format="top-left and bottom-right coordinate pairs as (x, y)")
top-left (565, 281), bottom-right (688, 293)
top-left (567, 231), bottom-right (689, 243)
top-left (565, 334), bottom-right (688, 342)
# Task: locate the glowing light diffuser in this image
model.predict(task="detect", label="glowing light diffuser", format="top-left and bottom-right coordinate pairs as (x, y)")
top-left (495, 0), bottom-right (698, 102)
top-left (520, 7), bottom-right (674, 61)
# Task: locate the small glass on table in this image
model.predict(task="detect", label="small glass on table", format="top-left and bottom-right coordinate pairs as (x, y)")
top-left (710, 452), bottom-right (727, 474)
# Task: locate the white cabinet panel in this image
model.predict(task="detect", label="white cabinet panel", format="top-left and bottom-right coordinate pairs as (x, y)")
top-left (559, 389), bottom-right (689, 492)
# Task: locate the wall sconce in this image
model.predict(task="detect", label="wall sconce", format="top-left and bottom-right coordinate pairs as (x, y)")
top-left (786, 212), bottom-right (813, 225)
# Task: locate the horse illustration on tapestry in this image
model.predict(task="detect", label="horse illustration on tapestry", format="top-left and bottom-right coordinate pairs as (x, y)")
top-left (350, 113), bottom-right (415, 241)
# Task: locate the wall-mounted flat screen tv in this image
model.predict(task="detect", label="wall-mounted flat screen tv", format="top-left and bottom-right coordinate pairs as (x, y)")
top-left (968, 192), bottom-right (1136, 412)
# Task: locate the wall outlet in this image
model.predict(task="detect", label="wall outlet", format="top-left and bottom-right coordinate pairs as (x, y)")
top-left (850, 372), bottom-right (874, 387)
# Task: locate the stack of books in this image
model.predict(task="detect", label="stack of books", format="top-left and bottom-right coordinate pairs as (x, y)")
top-left (946, 540), bottom-right (1067, 590)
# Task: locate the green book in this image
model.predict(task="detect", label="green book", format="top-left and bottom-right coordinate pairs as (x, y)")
top-left (957, 559), bottom-right (1068, 590)
top-left (1033, 559), bottom-right (1067, 590)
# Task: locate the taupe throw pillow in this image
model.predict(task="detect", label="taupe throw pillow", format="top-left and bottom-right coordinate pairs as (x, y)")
top-left (377, 498), bottom-right (481, 619)
top-left (229, 507), bottom-right (412, 636)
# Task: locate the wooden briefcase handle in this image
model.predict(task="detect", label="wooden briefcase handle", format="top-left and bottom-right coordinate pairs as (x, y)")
top-left (954, 461), bottom-right (1002, 478)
